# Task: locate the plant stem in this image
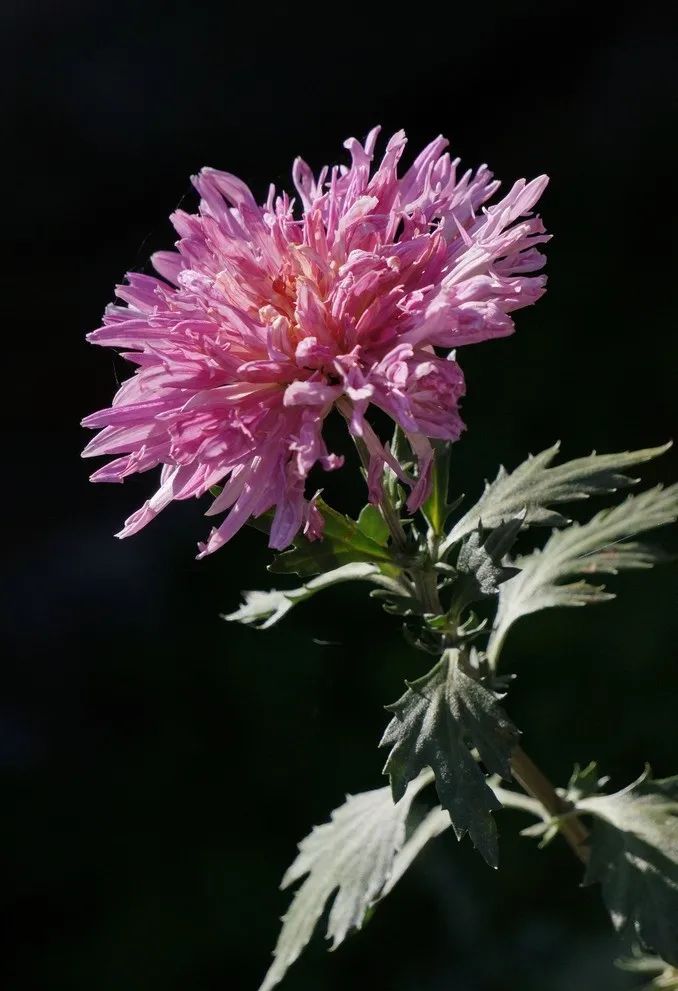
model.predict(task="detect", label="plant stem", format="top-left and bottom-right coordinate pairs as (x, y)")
top-left (510, 746), bottom-right (590, 864)
top-left (414, 567), bottom-right (442, 614)
top-left (490, 782), bottom-right (546, 819)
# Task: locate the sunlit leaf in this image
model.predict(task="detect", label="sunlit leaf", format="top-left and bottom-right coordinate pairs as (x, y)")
top-left (380, 805), bottom-right (451, 897)
top-left (224, 563), bottom-right (382, 629)
top-left (488, 484), bottom-right (678, 661)
top-left (441, 442), bottom-right (671, 553)
top-left (259, 771), bottom-right (433, 991)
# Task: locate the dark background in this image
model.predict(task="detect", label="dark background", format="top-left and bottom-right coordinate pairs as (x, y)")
top-left (3, 2), bottom-right (677, 989)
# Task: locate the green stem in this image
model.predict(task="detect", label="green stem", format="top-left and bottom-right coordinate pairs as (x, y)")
top-left (413, 566), bottom-right (442, 615)
top-left (345, 424), bottom-right (409, 553)
top-left (510, 746), bottom-right (590, 864)
top-left (490, 783), bottom-right (546, 819)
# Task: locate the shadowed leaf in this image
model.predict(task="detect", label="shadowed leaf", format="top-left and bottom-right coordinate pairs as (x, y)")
top-left (579, 771), bottom-right (678, 967)
top-left (454, 517), bottom-right (524, 603)
top-left (380, 648), bottom-right (519, 866)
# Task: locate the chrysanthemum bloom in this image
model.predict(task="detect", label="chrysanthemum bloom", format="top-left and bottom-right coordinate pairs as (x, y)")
top-left (82, 128), bottom-right (549, 556)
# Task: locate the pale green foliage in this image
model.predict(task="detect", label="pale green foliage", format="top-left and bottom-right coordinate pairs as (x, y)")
top-left (380, 805), bottom-right (451, 897)
top-left (579, 772), bottom-right (678, 966)
top-left (441, 442), bottom-right (670, 553)
top-left (232, 436), bottom-right (678, 990)
top-left (380, 648), bottom-right (519, 866)
top-left (259, 771), bottom-right (434, 991)
top-left (223, 563), bottom-right (382, 629)
top-left (488, 484), bottom-right (678, 662)
top-left (617, 949), bottom-right (678, 990)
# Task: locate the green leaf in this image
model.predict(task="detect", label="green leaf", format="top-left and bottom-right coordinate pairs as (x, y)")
top-left (380, 647), bottom-right (520, 867)
top-left (441, 442), bottom-right (671, 553)
top-left (259, 771), bottom-right (433, 991)
top-left (269, 498), bottom-right (397, 577)
top-left (357, 504), bottom-right (390, 546)
top-left (578, 771), bottom-right (678, 966)
top-left (488, 484), bottom-right (678, 662)
top-left (454, 517), bottom-right (523, 603)
top-left (223, 563), bottom-right (382, 629)
top-left (421, 442), bottom-right (460, 536)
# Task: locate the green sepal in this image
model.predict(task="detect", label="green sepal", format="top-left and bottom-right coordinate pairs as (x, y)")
top-left (357, 504), bottom-right (390, 546)
top-left (269, 499), bottom-right (398, 578)
top-left (421, 441), bottom-right (461, 536)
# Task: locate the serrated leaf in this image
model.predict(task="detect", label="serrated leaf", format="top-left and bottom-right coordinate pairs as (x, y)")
top-left (488, 484), bottom-right (678, 661)
top-left (578, 771), bottom-right (678, 966)
top-left (259, 771), bottom-right (432, 991)
top-left (370, 588), bottom-right (421, 617)
top-left (357, 504), bottom-right (390, 545)
top-left (441, 442), bottom-right (671, 553)
top-left (223, 563), bottom-right (381, 629)
top-left (379, 648), bottom-right (520, 866)
top-left (454, 517), bottom-right (524, 602)
top-left (269, 498), bottom-right (397, 577)
top-left (380, 805), bottom-right (451, 897)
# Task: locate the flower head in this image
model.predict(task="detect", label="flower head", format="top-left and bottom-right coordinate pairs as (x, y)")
top-left (82, 128), bottom-right (549, 556)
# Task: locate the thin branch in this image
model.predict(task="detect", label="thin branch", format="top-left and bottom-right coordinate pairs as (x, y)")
top-left (510, 746), bottom-right (590, 864)
top-left (490, 782), bottom-right (547, 819)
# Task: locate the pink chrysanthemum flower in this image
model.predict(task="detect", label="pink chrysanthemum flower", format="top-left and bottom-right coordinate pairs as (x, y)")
top-left (82, 128), bottom-right (549, 556)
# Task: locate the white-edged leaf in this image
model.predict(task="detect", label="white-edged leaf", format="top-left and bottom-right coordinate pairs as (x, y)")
top-left (578, 771), bottom-right (678, 966)
top-left (441, 442), bottom-right (670, 553)
top-left (224, 563), bottom-right (382, 629)
top-left (259, 771), bottom-right (432, 991)
top-left (617, 948), bottom-right (678, 989)
top-left (380, 805), bottom-right (451, 897)
top-left (488, 484), bottom-right (678, 660)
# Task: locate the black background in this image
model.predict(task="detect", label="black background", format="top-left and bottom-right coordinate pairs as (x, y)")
top-left (3, 2), bottom-right (678, 989)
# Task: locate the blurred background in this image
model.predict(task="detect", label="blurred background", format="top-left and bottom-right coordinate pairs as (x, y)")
top-left (3, 1), bottom-right (677, 988)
